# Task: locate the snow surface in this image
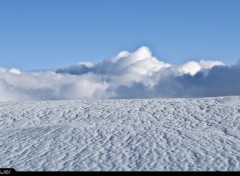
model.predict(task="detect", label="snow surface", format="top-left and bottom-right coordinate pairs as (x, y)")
top-left (0, 96), bottom-right (240, 171)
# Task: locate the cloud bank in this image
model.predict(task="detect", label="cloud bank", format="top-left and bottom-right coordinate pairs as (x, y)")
top-left (1, 46), bottom-right (239, 101)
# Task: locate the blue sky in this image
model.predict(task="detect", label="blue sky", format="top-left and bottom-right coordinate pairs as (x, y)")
top-left (0, 0), bottom-right (240, 70)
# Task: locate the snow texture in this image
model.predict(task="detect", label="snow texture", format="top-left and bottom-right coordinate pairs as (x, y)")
top-left (0, 96), bottom-right (240, 171)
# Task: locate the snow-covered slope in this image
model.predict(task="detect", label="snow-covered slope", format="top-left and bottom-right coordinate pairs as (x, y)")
top-left (0, 96), bottom-right (240, 171)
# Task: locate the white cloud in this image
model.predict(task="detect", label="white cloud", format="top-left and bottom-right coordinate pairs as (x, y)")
top-left (177, 60), bottom-right (224, 76)
top-left (9, 68), bottom-right (22, 75)
top-left (0, 46), bottom-right (239, 101)
top-left (0, 71), bottom-right (108, 101)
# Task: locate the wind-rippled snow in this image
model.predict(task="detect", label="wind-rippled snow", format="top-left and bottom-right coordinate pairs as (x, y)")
top-left (0, 97), bottom-right (240, 171)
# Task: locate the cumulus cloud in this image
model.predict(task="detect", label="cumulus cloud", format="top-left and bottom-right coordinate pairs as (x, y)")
top-left (0, 69), bottom-right (108, 101)
top-left (0, 46), bottom-right (239, 101)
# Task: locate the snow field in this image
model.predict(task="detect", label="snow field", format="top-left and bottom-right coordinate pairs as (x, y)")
top-left (0, 96), bottom-right (240, 171)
